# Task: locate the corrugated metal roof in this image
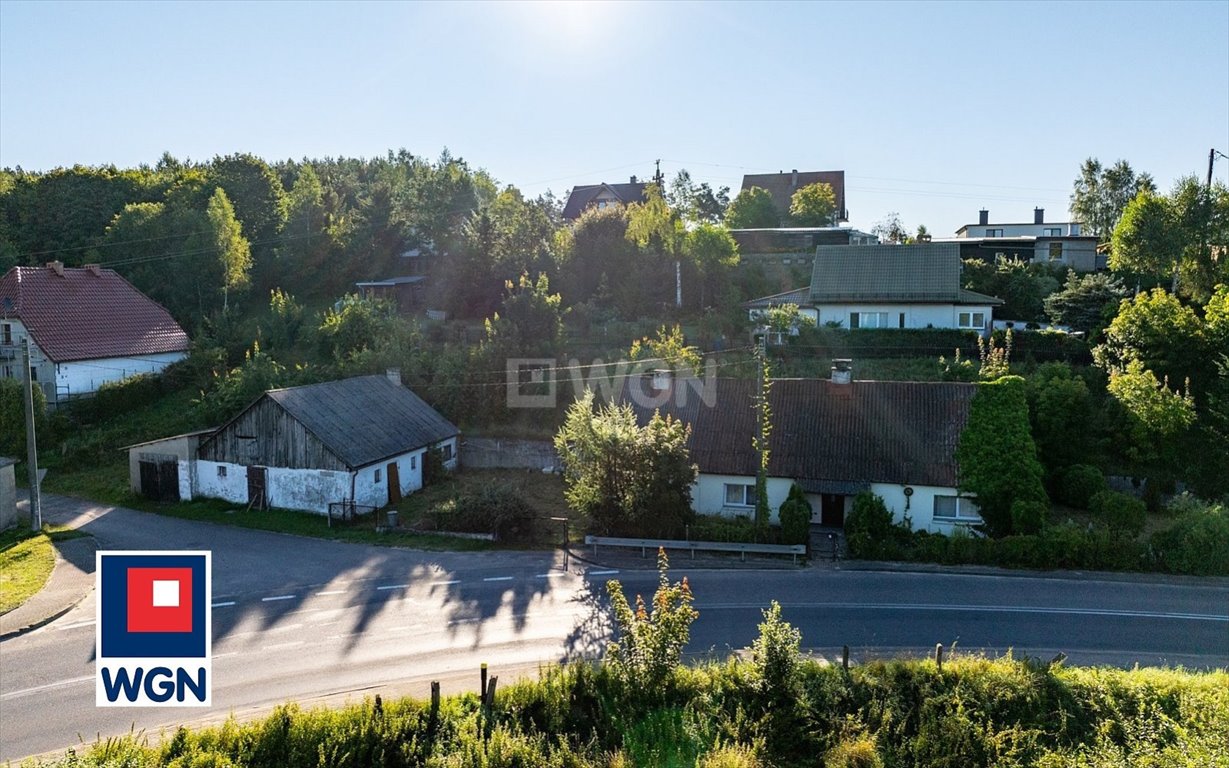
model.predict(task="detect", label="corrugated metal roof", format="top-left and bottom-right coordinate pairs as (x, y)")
top-left (809, 243), bottom-right (964, 303)
top-left (620, 376), bottom-right (975, 488)
top-left (266, 375), bottom-right (459, 469)
top-left (0, 265), bottom-right (189, 362)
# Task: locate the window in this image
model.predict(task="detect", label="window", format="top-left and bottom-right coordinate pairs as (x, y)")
top-left (1048, 242), bottom-right (1063, 261)
top-left (2, 324), bottom-right (9, 344)
top-left (724, 483), bottom-right (757, 507)
top-left (933, 495), bottom-right (982, 521)
top-left (849, 312), bottom-right (858, 329)
top-left (898, 312), bottom-right (906, 329)
top-left (411, 455), bottom-right (417, 470)
top-left (441, 443), bottom-right (454, 461)
top-left (30, 366), bottom-right (37, 381)
top-left (850, 312), bottom-right (890, 329)
top-left (374, 468), bottom-right (382, 483)
top-left (958, 311), bottom-right (986, 330)
top-left (217, 466), bottom-right (227, 478)
top-left (986, 228), bottom-right (1004, 237)
top-left (1044, 227), bottom-right (1062, 237)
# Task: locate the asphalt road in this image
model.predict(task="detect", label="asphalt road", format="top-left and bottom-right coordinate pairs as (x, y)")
top-left (2, 495), bottom-right (1227, 761)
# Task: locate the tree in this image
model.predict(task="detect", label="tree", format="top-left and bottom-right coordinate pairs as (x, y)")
top-left (681, 223), bottom-right (739, 307)
top-left (1070, 158), bottom-right (1156, 240)
top-left (667, 169), bottom-right (730, 224)
top-left (0, 378), bottom-right (45, 457)
top-left (1026, 363), bottom-right (1098, 482)
top-left (753, 344), bottom-right (772, 536)
top-left (961, 256), bottom-right (1061, 322)
top-left (1094, 288), bottom-right (1208, 403)
top-left (1043, 271), bottom-right (1128, 336)
top-left (555, 390), bottom-right (698, 538)
top-left (626, 183), bottom-right (685, 307)
top-left (1106, 360), bottom-right (1196, 485)
top-left (759, 303), bottom-right (816, 337)
top-left (788, 182), bottom-right (837, 226)
top-left (955, 375), bottom-right (1048, 537)
top-left (206, 187), bottom-right (252, 312)
top-left (556, 205), bottom-right (653, 317)
top-left (628, 324), bottom-right (702, 376)
top-left (208, 153), bottom-right (288, 293)
top-left (604, 549), bottom-right (698, 690)
top-left (725, 186), bottom-right (780, 229)
top-left (318, 294), bottom-right (396, 361)
top-left (483, 272), bottom-right (563, 359)
top-left (871, 212), bottom-right (911, 244)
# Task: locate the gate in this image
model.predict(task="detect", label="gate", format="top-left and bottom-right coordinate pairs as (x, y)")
top-left (247, 466), bottom-right (268, 509)
top-left (138, 459), bottom-right (180, 502)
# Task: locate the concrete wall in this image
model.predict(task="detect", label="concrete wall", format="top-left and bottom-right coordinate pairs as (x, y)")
top-left (1033, 238), bottom-right (1099, 273)
top-left (128, 434), bottom-right (205, 494)
top-left (815, 302), bottom-right (995, 333)
top-left (266, 466), bottom-right (351, 515)
top-left (870, 482), bottom-right (979, 535)
top-left (191, 460), bottom-right (249, 505)
top-left (0, 460), bottom-right (16, 531)
top-left (462, 438), bottom-right (559, 471)
top-left (693, 474), bottom-right (793, 523)
top-left (55, 351), bottom-right (185, 400)
top-left (354, 448), bottom-right (426, 509)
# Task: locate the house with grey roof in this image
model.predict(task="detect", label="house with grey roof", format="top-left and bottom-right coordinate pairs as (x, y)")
top-left (934, 207), bottom-right (1102, 273)
top-left (182, 372), bottom-right (459, 514)
top-left (620, 368), bottom-right (982, 535)
top-left (745, 242), bottom-right (1003, 335)
top-left (562, 178), bottom-right (649, 220)
top-left (739, 169), bottom-right (848, 224)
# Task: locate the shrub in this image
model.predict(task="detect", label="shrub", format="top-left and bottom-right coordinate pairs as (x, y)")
top-left (824, 735), bottom-right (883, 768)
top-left (689, 514), bottom-right (779, 544)
top-left (778, 485), bottom-right (812, 546)
top-left (1055, 464), bottom-right (1107, 509)
top-left (1010, 499), bottom-right (1048, 535)
top-left (1150, 499), bottom-right (1229, 576)
top-left (605, 550), bottom-right (698, 691)
top-left (66, 373), bottom-right (167, 424)
top-left (751, 601), bottom-right (801, 698)
top-left (1090, 490), bottom-right (1147, 538)
top-left (445, 484), bottom-right (536, 542)
top-left (844, 492), bottom-right (895, 559)
top-left (0, 377), bottom-right (46, 455)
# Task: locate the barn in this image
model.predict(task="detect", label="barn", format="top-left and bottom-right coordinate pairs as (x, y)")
top-left (183, 372), bottom-right (459, 514)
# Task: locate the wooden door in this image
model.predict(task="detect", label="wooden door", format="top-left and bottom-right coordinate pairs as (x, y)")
top-left (821, 494), bottom-right (845, 527)
top-left (387, 462), bottom-right (401, 505)
top-left (247, 466), bottom-right (267, 509)
top-left (139, 460), bottom-right (180, 502)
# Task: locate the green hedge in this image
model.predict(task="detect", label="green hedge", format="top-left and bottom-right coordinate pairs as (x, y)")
top-left (776, 327), bottom-right (1092, 363)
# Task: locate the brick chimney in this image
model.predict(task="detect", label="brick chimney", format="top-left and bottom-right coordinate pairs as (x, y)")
top-left (386, 368), bottom-right (402, 386)
top-left (791, 169), bottom-right (799, 189)
top-left (1034, 207), bottom-right (1045, 225)
top-left (831, 358), bottom-right (852, 385)
top-left (978, 209), bottom-right (989, 226)
top-left (47, 260), bottom-right (64, 276)
top-left (84, 263), bottom-right (102, 276)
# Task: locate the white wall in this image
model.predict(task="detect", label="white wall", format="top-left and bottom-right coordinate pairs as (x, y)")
top-left (266, 467), bottom-right (351, 515)
top-left (693, 474), bottom-right (793, 522)
top-left (816, 303), bottom-right (994, 332)
top-left (354, 446), bottom-right (434, 508)
top-left (192, 460), bottom-right (249, 505)
top-left (870, 482), bottom-right (981, 536)
top-left (56, 351), bottom-right (186, 399)
top-left (962, 222), bottom-right (1079, 237)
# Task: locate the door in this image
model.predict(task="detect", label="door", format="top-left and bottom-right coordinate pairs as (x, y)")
top-left (139, 459), bottom-right (180, 502)
top-left (387, 462), bottom-right (401, 505)
top-left (821, 494), bottom-right (845, 527)
top-left (247, 466), bottom-right (267, 509)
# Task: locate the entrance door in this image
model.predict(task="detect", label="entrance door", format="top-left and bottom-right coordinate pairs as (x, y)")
top-left (139, 459), bottom-right (180, 502)
top-left (387, 461), bottom-right (401, 505)
top-left (821, 494), bottom-right (845, 527)
top-left (247, 466), bottom-right (267, 509)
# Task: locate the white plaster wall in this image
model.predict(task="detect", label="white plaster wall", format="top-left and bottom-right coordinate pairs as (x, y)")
top-left (815, 303), bottom-right (993, 331)
top-left (177, 460), bottom-right (193, 501)
top-left (353, 447), bottom-right (430, 508)
top-left (966, 223), bottom-right (1078, 237)
top-left (870, 482), bottom-right (979, 536)
top-left (265, 467), bottom-right (351, 515)
top-left (436, 437), bottom-right (460, 470)
top-left (56, 351), bottom-right (186, 397)
top-left (693, 474), bottom-right (793, 522)
top-left (129, 435), bottom-right (197, 493)
top-left (193, 460), bottom-right (249, 505)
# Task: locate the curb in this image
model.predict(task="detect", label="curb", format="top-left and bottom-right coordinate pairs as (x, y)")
top-left (0, 536), bottom-right (98, 641)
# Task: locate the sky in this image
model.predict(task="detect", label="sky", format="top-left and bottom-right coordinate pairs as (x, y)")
top-left (1, 0), bottom-right (1227, 236)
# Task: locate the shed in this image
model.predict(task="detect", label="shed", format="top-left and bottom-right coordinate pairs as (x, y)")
top-left (122, 429), bottom-right (217, 502)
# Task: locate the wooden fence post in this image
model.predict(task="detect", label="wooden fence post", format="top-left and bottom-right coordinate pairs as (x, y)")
top-left (935, 643), bottom-right (944, 671)
top-left (842, 645), bottom-right (850, 671)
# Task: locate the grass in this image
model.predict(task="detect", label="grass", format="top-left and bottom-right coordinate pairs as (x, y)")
top-left (395, 468), bottom-right (575, 544)
top-left (0, 524), bottom-right (87, 614)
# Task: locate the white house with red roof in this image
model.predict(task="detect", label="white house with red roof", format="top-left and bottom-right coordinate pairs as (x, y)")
top-left (0, 261), bottom-right (189, 405)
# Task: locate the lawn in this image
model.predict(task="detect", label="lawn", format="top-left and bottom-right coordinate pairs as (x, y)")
top-left (0, 524), bottom-right (87, 614)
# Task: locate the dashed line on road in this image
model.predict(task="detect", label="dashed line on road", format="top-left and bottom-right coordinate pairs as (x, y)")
top-left (483, 576), bottom-right (514, 582)
top-left (211, 601), bottom-right (237, 608)
top-left (589, 570), bottom-right (619, 576)
top-left (430, 580), bottom-right (461, 586)
top-left (315, 590), bottom-right (346, 596)
top-left (377, 584), bottom-right (411, 591)
top-left (261, 595), bottom-right (296, 602)
top-left (261, 641), bottom-right (305, 652)
top-left (536, 572), bottom-right (565, 578)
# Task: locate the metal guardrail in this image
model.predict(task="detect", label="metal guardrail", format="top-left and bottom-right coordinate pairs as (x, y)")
top-left (584, 535), bottom-right (806, 563)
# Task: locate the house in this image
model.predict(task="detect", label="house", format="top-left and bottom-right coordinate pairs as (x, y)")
top-left (0, 262), bottom-right (190, 406)
top-left (562, 177), bottom-right (649, 220)
top-left (740, 169), bottom-right (848, 223)
top-left (620, 366), bottom-right (981, 535)
top-left (355, 275), bottom-right (427, 312)
top-left (936, 208), bottom-right (1102, 272)
top-left (183, 372), bottom-right (459, 514)
top-left (745, 243), bottom-right (1003, 334)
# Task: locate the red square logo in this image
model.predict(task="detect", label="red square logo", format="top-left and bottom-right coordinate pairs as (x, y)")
top-left (126, 567), bottom-right (193, 633)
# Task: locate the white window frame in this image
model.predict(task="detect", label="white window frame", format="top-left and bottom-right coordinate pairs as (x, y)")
top-left (1044, 227), bottom-right (1062, 237)
top-left (957, 311), bottom-right (986, 329)
top-left (411, 455), bottom-right (417, 470)
top-left (851, 311), bottom-right (891, 329)
top-left (933, 495), bottom-right (982, 522)
top-left (986, 228), bottom-right (1004, 237)
top-left (217, 465), bottom-right (227, 478)
top-left (441, 443), bottom-right (454, 461)
top-left (723, 483), bottom-right (757, 508)
top-left (374, 468), bottom-right (382, 483)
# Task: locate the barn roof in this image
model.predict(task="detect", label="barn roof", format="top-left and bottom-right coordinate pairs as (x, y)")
top-left (265, 375), bottom-right (458, 469)
top-left (619, 376), bottom-right (976, 490)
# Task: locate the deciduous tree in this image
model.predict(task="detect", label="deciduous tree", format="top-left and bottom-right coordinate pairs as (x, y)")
top-left (725, 186), bottom-right (779, 229)
top-left (1070, 158), bottom-right (1156, 240)
top-left (626, 183), bottom-right (685, 307)
top-left (788, 182), bottom-right (837, 226)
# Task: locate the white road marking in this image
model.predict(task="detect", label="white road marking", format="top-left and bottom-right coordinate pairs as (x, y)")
top-left (1, 675), bottom-right (95, 700)
top-left (536, 572), bottom-right (565, 578)
top-left (315, 590), bottom-right (346, 596)
top-left (261, 595), bottom-right (296, 602)
top-left (483, 576), bottom-right (513, 582)
top-left (55, 620), bottom-right (96, 631)
top-left (377, 584), bottom-right (410, 591)
top-left (589, 570), bottom-right (619, 576)
top-left (430, 580), bottom-right (461, 586)
top-left (261, 641), bottom-right (305, 652)
top-left (211, 601), bottom-right (237, 608)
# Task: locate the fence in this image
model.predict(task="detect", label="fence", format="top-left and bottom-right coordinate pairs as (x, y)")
top-left (327, 501), bottom-right (377, 528)
top-left (584, 535), bottom-right (806, 563)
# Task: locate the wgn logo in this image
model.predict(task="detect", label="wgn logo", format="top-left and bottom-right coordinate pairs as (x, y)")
top-left (95, 551), bottom-right (212, 707)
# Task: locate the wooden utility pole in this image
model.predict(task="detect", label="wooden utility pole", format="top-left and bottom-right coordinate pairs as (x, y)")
top-left (22, 337), bottom-right (41, 530)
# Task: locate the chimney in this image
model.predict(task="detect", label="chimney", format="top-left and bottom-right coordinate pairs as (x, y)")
top-left (1034, 207), bottom-right (1044, 225)
top-left (791, 169), bottom-right (798, 189)
top-left (629, 175), bottom-right (637, 184)
top-left (46, 260), bottom-right (64, 276)
top-left (84, 263), bottom-right (101, 276)
top-left (386, 368), bottom-right (402, 386)
top-left (978, 209), bottom-right (989, 226)
top-left (831, 358), bottom-right (852, 385)
top-left (650, 368), bottom-right (673, 392)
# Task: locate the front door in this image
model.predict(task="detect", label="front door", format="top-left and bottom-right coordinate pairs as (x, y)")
top-left (247, 466), bottom-right (267, 510)
top-left (387, 462), bottom-right (401, 505)
top-left (821, 494), bottom-right (845, 527)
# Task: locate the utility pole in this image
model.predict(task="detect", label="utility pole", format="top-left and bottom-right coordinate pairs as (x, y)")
top-left (1208, 148), bottom-right (1216, 189)
top-left (654, 158), bottom-right (664, 189)
top-left (22, 337), bottom-right (41, 530)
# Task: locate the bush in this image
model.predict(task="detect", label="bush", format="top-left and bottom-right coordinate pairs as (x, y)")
top-left (824, 735), bottom-right (883, 768)
top-left (1150, 499), bottom-right (1229, 576)
top-left (1055, 464), bottom-right (1107, 509)
top-left (778, 485), bottom-right (812, 545)
top-left (66, 373), bottom-right (167, 424)
top-left (0, 377), bottom-right (46, 455)
top-left (689, 514), bottom-right (779, 544)
top-left (751, 601), bottom-right (801, 698)
top-left (844, 492), bottom-right (896, 559)
top-left (1089, 490), bottom-right (1147, 538)
top-left (1010, 499), bottom-right (1048, 535)
top-left (443, 484), bottom-right (536, 542)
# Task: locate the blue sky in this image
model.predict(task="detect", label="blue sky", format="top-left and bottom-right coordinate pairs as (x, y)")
top-left (2, 0), bottom-right (1226, 235)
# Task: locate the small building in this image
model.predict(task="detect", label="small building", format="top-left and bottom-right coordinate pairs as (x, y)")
top-left (940, 207), bottom-right (1102, 272)
top-left (123, 429), bottom-right (217, 502)
top-left (745, 243), bottom-right (1003, 335)
top-left (0, 457), bottom-right (17, 531)
top-left (562, 178), bottom-right (649, 220)
top-left (621, 367), bottom-right (981, 535)
top-left (355, 275), bottom-right (427, 312)
top-left (187, 372), bottom-right (459, 514)
top-left (739, 169), bottom-right (848, 223)
top-left (0, 262), bottom-right (189, 406)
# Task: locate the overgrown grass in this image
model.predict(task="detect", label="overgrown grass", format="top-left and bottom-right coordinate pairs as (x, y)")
top-left (396, 469), bottom-right (574, 545)
top-left (0, 524), bottom-right (87, 614)
top-left (25, 655), bottom-right (1229, 767)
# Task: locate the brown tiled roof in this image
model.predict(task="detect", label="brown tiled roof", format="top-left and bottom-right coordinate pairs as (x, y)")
top-left (0, 265), bottom-right (189, 363)
top-left (562, 182), bottom-right (649, 219)
top-left (620, 376), bottom-right (975, 489)
top-left (740, 170), bottom-right (847, 222)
